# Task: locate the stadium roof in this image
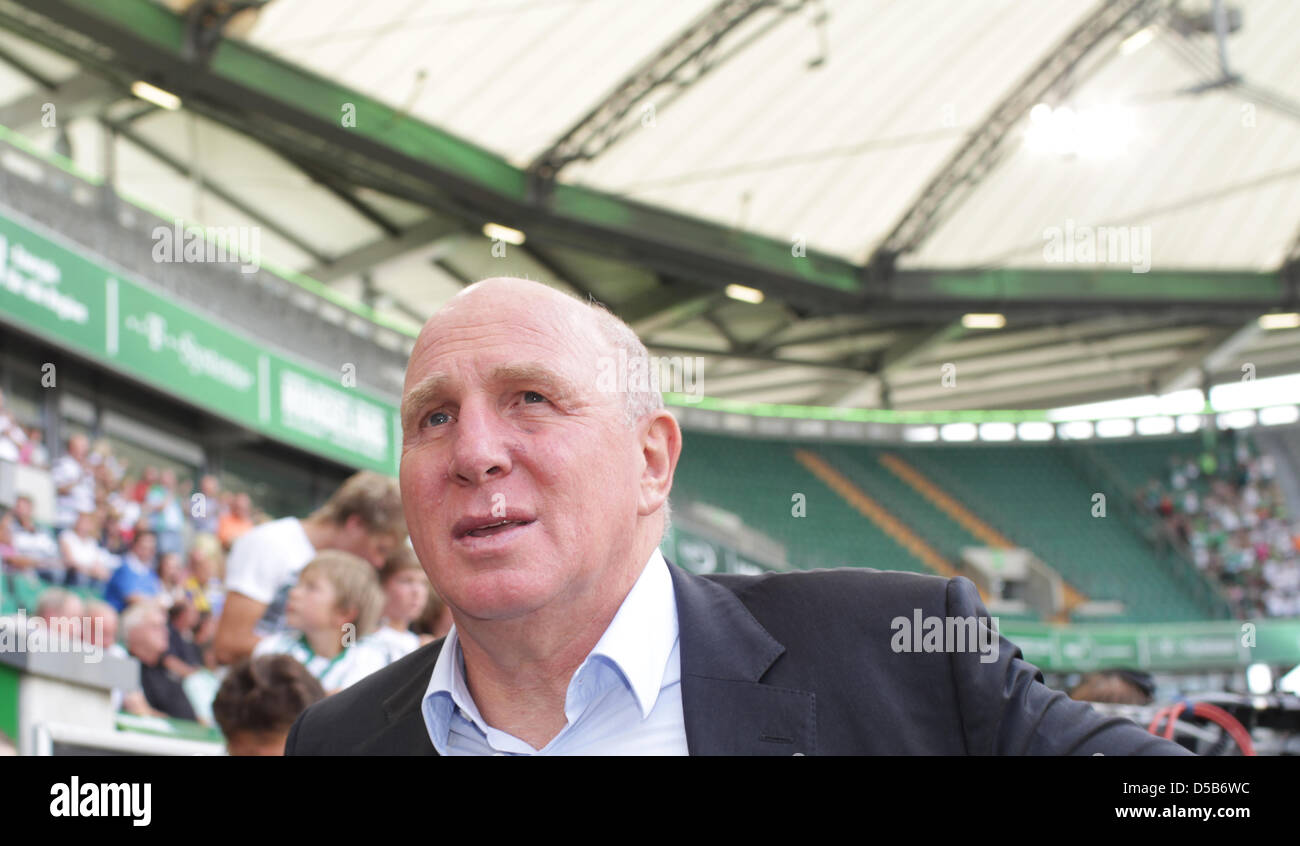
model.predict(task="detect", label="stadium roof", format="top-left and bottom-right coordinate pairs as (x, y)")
top-left (1, 0), bottom-right (1298, 411)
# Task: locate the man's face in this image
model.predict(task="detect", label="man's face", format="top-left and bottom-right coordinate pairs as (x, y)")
top-left (128, 610), bottom-right (168, 664)
top-left (133, 534), bottom-right (156, 564)
top-left (13, 498), bottom-right (32, 526)
top-left (400, 286), bottom-right (645, 623)
top-left (334, 516), bottom-right (398, 569)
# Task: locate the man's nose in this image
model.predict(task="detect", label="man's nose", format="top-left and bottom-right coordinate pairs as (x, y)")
top-left (448, 398), bottom-right (512, 485)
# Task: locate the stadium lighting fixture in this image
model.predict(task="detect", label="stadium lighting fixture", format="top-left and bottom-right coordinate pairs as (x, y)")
top-left (482, 222), bottom-right (525, 245)
top-left (1135, 415), bottom-right (1175, 435)
top-left (1017, 422), bottom-right (1055, 441)
top-left (1217, 409), bottom-right (1257, 429)
top-left (1058, 420), bottom-right (1094, 440)
top-left (1025, 103), bottom-right (1136, 158)
top-left (1259, 405), bottom-right (1300, 426)
top-left (978, 422), bottom-right (1016, 441)
top-left (131, 81), bottom-right (181, 111)
top-left (1119, 26), bottom-right (1156, 55)
top-left (961, 313), bottom-right (1005, 329)
top-left (1258, 312), bottom-right (1300, 330)
top-left (902, 425), bottom-right (938, 442)
top-left (939, 422), bottom-right (977, 442)
top-left (725, 284), bottom-right (765, 304)
top-left (1095, 418), bottom-right (1136, 437)
top-left (1246, 663), bottom-right (1273, 695)
top-left (1280, 664), bottom-right (1300, 695)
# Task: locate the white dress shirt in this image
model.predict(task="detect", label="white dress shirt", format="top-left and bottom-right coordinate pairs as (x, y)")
top-left (422, 547), bottom-right (688, 755)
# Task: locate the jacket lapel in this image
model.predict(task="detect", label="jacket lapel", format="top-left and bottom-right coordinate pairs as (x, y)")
top-left (373, 638), bottom-right (443, 755)
top-left (669, 564), bottom-right (816, 756)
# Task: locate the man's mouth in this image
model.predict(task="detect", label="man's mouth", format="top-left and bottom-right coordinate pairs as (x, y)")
top-left (453, 514), bottom-right (537, 539)
top-left (466, 520), bottom-right (528, 537)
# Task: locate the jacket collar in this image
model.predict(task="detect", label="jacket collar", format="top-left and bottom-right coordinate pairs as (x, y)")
top-left (376, 561), bottom-right (815, 755)
top-left (668, 564), bottom-right (816, 756)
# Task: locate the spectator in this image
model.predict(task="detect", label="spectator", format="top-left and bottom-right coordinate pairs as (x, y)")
top-left (1069, 671), bottom-right (1155, 705)
top-left (367, 546), bottom-right (430, 665)
top-left (158, 551), bottom-right (186, 606)
top-left (59, 509), bottom-right (111, 591)
top-left (0, 508), bottom-right (15, 562)
top-left (183, 532), bottom-right (225, 618)
top-left (166, 598), bottom-right (204, 672)
top-left (51, 433), bottom-right (95, 531)
top-left (0, 390), bottom-right (27, 463)
top-left (85, 599), bottom-right (127, 659)
top-left (103, 530), bottom-right (164, 612)
top-left (212, 655), bottom-right (325, 756)
top-left (7, 494), bottom-right (61, 582)
top-left (19, 426), bottom-right (48, 468)
top-left (191, 475), bottom-right (221, 535)
top-left (251, 550), bottom-right (386, 693)
top-left (146, 469), bottom-right (187, 556)
top-left (122, 601), bottom-right (197, 721)
top-left (132, 466), bottom-right (159, 505)
top-left (217, 492), bottom-right (254, 550)
top-left (214, 471), bottom-right (406, 665)
top-left (33, 587), bottom-right (86, 644)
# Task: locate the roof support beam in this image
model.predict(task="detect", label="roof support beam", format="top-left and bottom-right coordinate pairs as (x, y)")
top-left (0, 0), bottom-right (866, 314)
top-left (529, 0), bottom-right (799, 179)
top-left (0, 70), bottom-right (117, 130)
top-left (870, 0), bottom-right (1164, 266)
top-left (106, 116), bottom-right (331, 264)
top-left (1152, 320), bottom-right (1262, 394)
top-left (305, 216), bottom-right (465, 282)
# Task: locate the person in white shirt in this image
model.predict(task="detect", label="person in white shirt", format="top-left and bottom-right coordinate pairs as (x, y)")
top-left (59, 509), bottom-right (111, 590)
top-left (213, 471), bottom-right (407, 665)
top-left (51, 434), bottom-right (95, 531)
top-left (252, 551), bottom-right (386, 693)
top-left (366, 546), bottom-right (430, 666)
top-left (8, 494), bottom-right (61, 581)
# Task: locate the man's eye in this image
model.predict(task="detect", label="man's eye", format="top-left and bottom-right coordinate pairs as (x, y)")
top-left (522, 391), bottom-right (548, 404)
top-left (424, 411), bottom-right (451, 427)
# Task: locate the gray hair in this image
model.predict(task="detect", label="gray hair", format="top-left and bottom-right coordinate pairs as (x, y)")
top-left (584, 298), bottom-right (673, 537)
top-left (585, 299), bottom-right (665, 426)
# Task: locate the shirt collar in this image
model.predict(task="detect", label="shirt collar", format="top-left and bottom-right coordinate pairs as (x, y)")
top-left (582, 547), bottom-right (677, 719)
top-left (422, 547), bottom-right (678, 751)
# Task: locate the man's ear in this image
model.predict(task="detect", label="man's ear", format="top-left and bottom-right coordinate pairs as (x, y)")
top-left (638, 410), bottom-right (682, 516)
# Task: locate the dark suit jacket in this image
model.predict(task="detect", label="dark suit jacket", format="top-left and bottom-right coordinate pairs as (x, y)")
top-left (285, 565), bottom-right (1191, 755)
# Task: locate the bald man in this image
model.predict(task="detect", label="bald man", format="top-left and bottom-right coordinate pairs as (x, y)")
top-left (287, 277), bottom-right (1191, 756)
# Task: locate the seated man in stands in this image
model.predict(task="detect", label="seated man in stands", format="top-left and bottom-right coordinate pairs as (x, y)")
top-left (122, 601), bottom-right (198, 722)
top-left (214, 471), bottom-right (406, 665)
top-left (103, 529), bottom-right (164, 612)
top-left (7, 494), bottom-right (61, 583)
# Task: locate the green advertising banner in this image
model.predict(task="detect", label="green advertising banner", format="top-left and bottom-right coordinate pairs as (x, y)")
top-left (999, 619), bottom-right (1300, 673)
top-left (0, 210), bottom-right (399, 475)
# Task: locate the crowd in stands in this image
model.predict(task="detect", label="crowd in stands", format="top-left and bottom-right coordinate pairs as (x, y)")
top-left (1137, 431), bottom-right (1300, 619)
top-left (0, 389), bottom-right (451, 753)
